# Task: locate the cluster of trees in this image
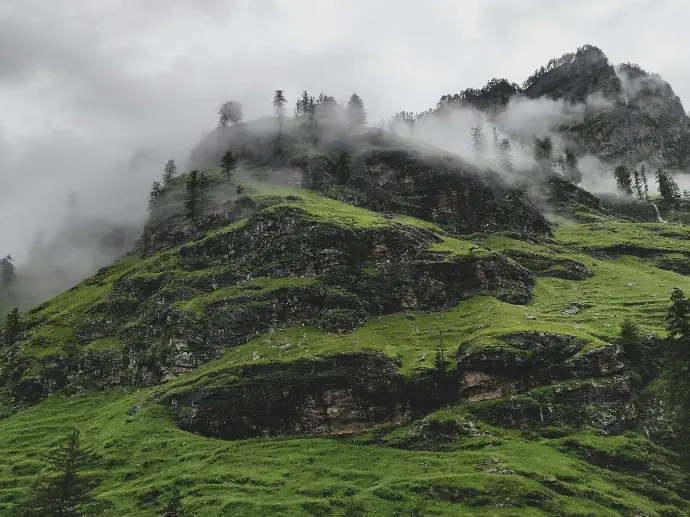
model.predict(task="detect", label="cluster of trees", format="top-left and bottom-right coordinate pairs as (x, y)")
top-left (438, 78), bottom-right (521, 112)
top-left (148, 160), bottom-right (177, 213)
top-left (613, 164), bottom-right (684, 205)
top-left (467, 128), bottom-right (582, 184)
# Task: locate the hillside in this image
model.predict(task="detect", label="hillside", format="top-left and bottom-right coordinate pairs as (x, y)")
top-left (436, 45), bottom-right (690, 171)
top-left (4, 47), bottom-right (690, 516)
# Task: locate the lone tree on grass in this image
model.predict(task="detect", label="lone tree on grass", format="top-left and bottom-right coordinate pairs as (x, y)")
top-left (22, 426), bottom-right (99, 517)
top-left (220, 150), bottom-right (237, 180)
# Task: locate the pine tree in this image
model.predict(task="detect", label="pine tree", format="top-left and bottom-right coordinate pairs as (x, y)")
top-left (294, 90), bottom-right (311, 118)
top-left (346, 93), bottom-right (367, 125)
top-left (633, 167), bottom-right (643, 199)
top-left (564, 148), bottom-right (582, 184)
top-left (0, 255), bottom-right (16, 314)
top-left (534, 137), bottom-right (553, 174)
top-left (184, 171), bottom-right (200, 219)
top-left (492, 127), bottom-right (501, 154)
top-left (498, 138), bottom-right (514, 174)
top-left (162, 159), bottom-right (177, 185)
top-left (160, 488), bottom-right (193, 517)
top-left (0, 255), bottom-right (15, 290)
top-left (22, 426), bottom-right (99, 517)
top-left (220, 150), bottom-right (236, 180)
top-left (656, 169), bottom-right (681, 205)
top-left (315, 93), bottom-right (339, 119)
top-left (3, 307), bottom-right (20, 346)
top-left (640, 165), bottom-right (649, 200)
top-left (614, 165), bottom-right (633, 195)
top-left (148, 181), bottom-right (162, 211)
top-left (434, 333), bottom-right (446, 370)
top-left (470, 127), bottom-right (485, 157)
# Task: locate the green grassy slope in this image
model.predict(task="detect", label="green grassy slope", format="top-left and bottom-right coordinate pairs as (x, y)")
top-left (3, 173), bottom-right (690, 515)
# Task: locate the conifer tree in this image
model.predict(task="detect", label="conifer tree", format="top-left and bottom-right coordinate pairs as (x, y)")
top-left (656, 169), bottom-right (681, 205)
top-left (0, 255), bottom-right (16, 315)
top-left (346, 93), bottom-right (367, 125)
top-left (0, 255), bottom-right (15, 291)
top-left (470, 127), bottom-right (485, 157)
top-left (220, 150), bottom-right (236, 180)
top-left (22, 426), bottom-right (99, 517)
top-left (3, 307), bottom-right (20, 346)
top-left (564, 148), bottom-right (582, 184)
top-left (534, 136), bottom-right (553, 174)
top-left (664, 288), bottom-right (690, 460)
top-left (148, 181), bottom-right (162, 211)
top-left (294, 90), bottom-right (311, 118)
top-left (163, 159), bottom-right (177, 185)
top-left (273, 90), bottom-right (287, 138)
top-left (640, 165), bottom-right (649, 200)
top-left (499, 138), bottom-right (514, 174)
top-left (614, 165), bottom-right (633, 195)
top-left (633, 167), bottom-right (643, 199)
top-left (184, 170), bottom-right (200, 219)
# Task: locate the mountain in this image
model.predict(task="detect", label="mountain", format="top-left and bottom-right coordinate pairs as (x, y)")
top-left (437, 44), bottom-right (690, 171)
top-left (2, 47), bottom-right (690, 516)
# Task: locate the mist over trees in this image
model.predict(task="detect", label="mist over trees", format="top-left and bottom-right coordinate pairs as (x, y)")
top-left (346, 94), bottom-right (366, 125)
top-left (218, 101), bottom-right (243, 127)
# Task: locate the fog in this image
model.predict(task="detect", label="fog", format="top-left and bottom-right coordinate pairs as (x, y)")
top-left (3, 0), bottom-right (690, 306)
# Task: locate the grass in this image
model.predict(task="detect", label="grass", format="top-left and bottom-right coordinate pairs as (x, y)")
top-left (6, 179), bottom-right (690, 515)
top-left (0, 389), bottom-right (683, 516)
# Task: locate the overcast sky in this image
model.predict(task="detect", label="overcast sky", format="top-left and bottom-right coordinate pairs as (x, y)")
top-left (1, 0), bottom-right (688, 260)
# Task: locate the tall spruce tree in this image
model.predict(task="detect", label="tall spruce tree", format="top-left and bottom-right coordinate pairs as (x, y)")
top-left (614, 165), bottom-right (633, 195)
top-left (534, 136), bottom-right (553, 175)
top-left (664, 288), bottom-right (690, 461)
top-left (346, 93), bottom-right (367, 125)
top-left (148, 181), bottom-right (162, 211)
top-left (22, 426), bottom-right (99, 517)
top-left (184, 171), bottom-right (200, 219)
top-left (162, 159), bottom-right (177, 185)
top-left (0, 255), bottom-right (16, 315)
top-left (633, 167), bottom-right (643, 199)
top-left (499, 138), bottom-right (514, 174)
top-left (3, 307), bottom-right (20, 346)
top-left (220, 150), bottom-right (237, 180)
top-left (470, 127), bottom-right (485, 157)
top-left (640, 165), bottom-right (649, 200)
top-left (656, 169), bottom-right (681, 205)
top-left (564, 148), bottom-right (582, 184)
top-left (273, 89), bottom-right (287, 142)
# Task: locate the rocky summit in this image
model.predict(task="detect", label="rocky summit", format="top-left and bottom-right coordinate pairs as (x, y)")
top-left (4, 45), bottom-right (690, 517)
